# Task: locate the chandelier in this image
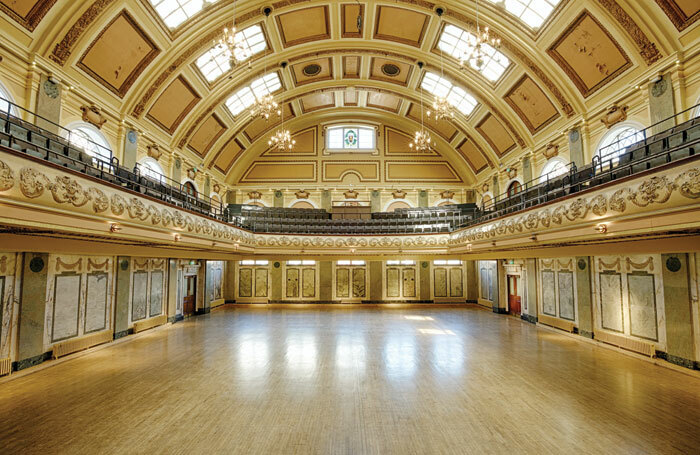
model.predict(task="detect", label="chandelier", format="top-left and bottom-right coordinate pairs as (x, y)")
top-left (428, 14), bottom-right (454, 123)
top-left (410, 82), bottom-right (432, 152)
top-left (460, 0), bottom-right (501, 70)
top-left (216, 26), bottom-right (252, 68)
top-left (250, 93), bottom-right (281, 120)
top-left (268, 99), bottom-right (294, 151)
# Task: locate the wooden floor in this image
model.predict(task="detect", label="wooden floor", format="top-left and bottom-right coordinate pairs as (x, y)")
top-left (1, 307), bottom-right (699, 454)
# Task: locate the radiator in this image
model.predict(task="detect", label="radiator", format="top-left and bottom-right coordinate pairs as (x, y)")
top-left (538, 314), bottom-right (575, 333)
top-left (0, 357), bottom-right (10, 376)
top-left (594, 331), bottom-right (656, 357)
top-left (52, 330), bottom-right (113, 359)
top-left (133, 314), bottom-right (167, 334)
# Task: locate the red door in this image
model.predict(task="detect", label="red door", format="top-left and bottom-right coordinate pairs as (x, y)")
top-left (183, 276), bottom-right (196, 316)
top-left (508, 275), bottom-right (521, 315)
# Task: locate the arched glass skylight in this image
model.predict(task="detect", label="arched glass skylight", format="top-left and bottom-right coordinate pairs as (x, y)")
top-left (485, 0), bottom-right (562, 29)
top-left (196, 24), bottom-right (267, 82)
top-left (225, 73), bottom-right (282, 116)
top-left (438, 24), bottom-right (510, 82)
top-left (150, 0), bottom-right (220, 28)
top-left (421, 72), bottom-right (478, 116)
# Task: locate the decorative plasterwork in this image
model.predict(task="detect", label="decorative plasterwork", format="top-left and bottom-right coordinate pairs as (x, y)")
top-left (450, 165), bottom-right (700, 246)
top-left (543, 143), bottom-right (559, 159)
top-left (80, 105), bottom-right (107, 129)
top-left (596, 0), bottom-right (662, 65)
top-left (655, 0), bottom-right (700, 32)
top-left (0, 0), bottom-right (57, 32)
top-left (600, 105), bottom-right (629, 128)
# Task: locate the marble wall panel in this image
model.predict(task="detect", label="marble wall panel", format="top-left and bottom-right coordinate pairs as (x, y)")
top-left (600, 273), bottom-right (624, 332)
top-left (628, 274), bottom-right (658, 341)
top-left (542, 271), bottom-right (556, 316)
top-left (239, 268), bottom-right (252, 297)
top-left (558, 271), bottom-right (575, 321)
top-left (403, 268), bottom-right (416, 298)
top-left (352, 268), bottom-right (365, 298)
top-left (0, 276), bottom-right (4, 344)
top-left (149, 271), bottom-right (163, 317)
top-left (450, 268), bottom-right (463, 297)
top-left (337, 268), bottom-right (350, 298)
top-left (52, 275), bottom-right (81, 342)
top-left (85, 273), bottom-right (108, 333)
top-left (255, 269), bottom-right (268, 297)
top-left (302, 268), bottom-right (315, 298)
top-left (214, 268), bottom-right (222, 300)
top-left (480, 268), bottom-right (489, 300)
top-left (132, 272), bottom-right (148, 321)
top-left (287, 268), bottom-right (299, 298)
top-left (434, 268), bottom-right (447, 297)
top-left (387, 268), bottom-right (400, 297)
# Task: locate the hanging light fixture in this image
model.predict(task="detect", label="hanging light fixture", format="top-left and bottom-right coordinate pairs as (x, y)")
top-left (460, 0), bottom-right (501, 70)
top-left (410, 72), bottom-right (432, 153)
top-left (268, 99), bottom-right (295, 152)
top-left (214, 0), bottom-right (252, 70)
top-left (427, 10), bottom-right (454, 123)
top-left (250, 9), bottom-right (281, 121)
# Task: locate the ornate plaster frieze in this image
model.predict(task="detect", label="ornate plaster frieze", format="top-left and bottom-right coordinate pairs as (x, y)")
top-left (450, 164), bottom-right (700, 246)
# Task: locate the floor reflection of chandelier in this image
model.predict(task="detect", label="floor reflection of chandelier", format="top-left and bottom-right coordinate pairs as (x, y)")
top-left (460, 0), bottom-right (501, 70)
top-left (250, 93), bottom-right (280, 120)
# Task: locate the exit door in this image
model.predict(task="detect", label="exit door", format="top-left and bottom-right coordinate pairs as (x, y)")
top-left (507, 275), bottom-right (521, 315)
top-left (183, 275), bottom-right (196, 316)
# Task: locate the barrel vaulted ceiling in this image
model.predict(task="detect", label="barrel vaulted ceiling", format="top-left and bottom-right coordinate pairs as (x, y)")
top-left (0, 0), bottom-right (696, 185)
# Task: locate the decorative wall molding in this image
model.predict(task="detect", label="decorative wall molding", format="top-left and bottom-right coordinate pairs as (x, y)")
top-left (80, 105), bottom-right (107, 129)
top-left (601, 105), bottom-right (629, 129)
top-left (543, 143), bottom-right (559, 160)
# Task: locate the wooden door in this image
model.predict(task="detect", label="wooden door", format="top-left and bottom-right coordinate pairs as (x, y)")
top-left (183, 275), bottom-right (196, 316)
top-left (508, 275), bottom-right (521, 315)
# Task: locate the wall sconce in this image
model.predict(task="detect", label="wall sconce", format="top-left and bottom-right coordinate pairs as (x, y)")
top-left (234, 242), bottom-right (240, 249)
top-left (595, 223), bottom-right (608, 234)
top-left (109, 223), bottom-right (122, 233)
top-left (173, 233), bottom-right (181, 242)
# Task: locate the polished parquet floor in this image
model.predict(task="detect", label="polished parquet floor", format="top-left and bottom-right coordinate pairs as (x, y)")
top-left (1, 306), bottom-right (699, 454)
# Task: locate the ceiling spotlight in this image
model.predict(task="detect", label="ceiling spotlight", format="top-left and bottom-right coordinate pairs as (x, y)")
top-left (595, 224), bottom-right (608, 234)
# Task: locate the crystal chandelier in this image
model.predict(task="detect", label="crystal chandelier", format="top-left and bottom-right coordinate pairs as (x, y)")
top-left (460, 0), bottom-right (501, 70)
top-left (427, 14), bottom-right (454, 123)
top-left (250, 93), bottom-right (281, 120)
top-left (410, 84), bottom-right (432, 152)
top-left (216, 26), bottom-right (251, 68)
top-left (268, 101), bottom-right (295, 151)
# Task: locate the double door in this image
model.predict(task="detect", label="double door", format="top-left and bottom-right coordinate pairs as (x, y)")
top-left (386, 266), bottom-right (416, 299)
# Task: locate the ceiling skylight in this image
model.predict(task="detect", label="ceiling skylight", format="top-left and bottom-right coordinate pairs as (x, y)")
top-left (438, 24), bottom-right (510, 82)
top-left (485, 0), bottom-right (562, 29)
top-left (150, 0), bottom-right (220, 28)
top-left (421, 72), bottom-right (478, 116)
top-left (225, 73), bottom-right (282, 116)
top-left (196, 24), bottom-right (267, 82)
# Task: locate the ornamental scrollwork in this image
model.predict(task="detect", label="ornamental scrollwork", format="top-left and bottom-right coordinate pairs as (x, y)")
top-left (609, 188), bottom-right (629, 212)
top-left (629, 176), bottom-right (673, 207)
top-left (126, 198), bottom-right (148, 221)
top-left (0, 159), bottom-right (14, 191)
top-left (110, 194), bottom-right (125, 215)
top-left (674, 168), bottom-right (700, 199)
top-left (49, 176), bottom-right (91, 208)
top-left (90, 188), bottom-right (109, 213)
top-left (148, 206), bottom-right (162, 225)
top-left (588, 195), bottom-right (607, 217)
top-left (19, 167), bottom-right (49, 198)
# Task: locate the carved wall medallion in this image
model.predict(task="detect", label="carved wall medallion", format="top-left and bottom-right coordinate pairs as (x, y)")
top-left (505, 167), bottom-right (517, 179)
top-left (187, 168), bottom-right (198, 180)
top-left (481, 183), bottom-right (489, 193)
top-left (213, 183), bottom-right (221, 194)
top-left (247, 191), bottom-right (262, 201)
top-left (80, 104), bottom-right (107, 129)
top-left (543, 143), bottom-right (559, 159)
top-left (295, 190), bottom-right (309, 199)
top-left (19, 168), bottom-right (49, 198)
top-left (344, 189), bottom-right (358, 199)
top-left (440, 190), bottom-right (455, 200)
top-left (569, 129), bottom-right (580, 143)
top-left (665, 256), bottom-right (681, 272)
top-left (146, 144), bottom-right (162, 160)
top-left (601, 105), bottom-right (629, 129)
top-left (651, 78), bottom-right (668, 97)
top-left (29, 256), bottom-right (45, 273)
top-left (0, 159), bottom-right (14, 191)
top-left (392, 190), bottom-right (406, 199)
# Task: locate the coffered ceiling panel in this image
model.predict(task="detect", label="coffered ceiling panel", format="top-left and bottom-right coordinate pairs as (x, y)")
top-left (240, 162), bottom-right (317, 183)
top-left (212, 137), bottom-right (245, 174)
top-left (343, 56), bottom-right (361, 79)
top-left (385, 162), bottom-right (462, 183)
top-left (263, 127), bottom-right (317, 156)
top-left (342, 3), bottom-right (364, 38)
top-left (656, 0), bottom-right (700, 30)
top-left (547, 11), bottom-right (631, 98)
top-left (369, 58), bottom-right (412, 86)
top-left (147, 76), bottom-right (200, 134)
top-left (243, 104), bottom-right (295, 142)
top-left (374, 6), bottom-right (429, 47)
top-left (406, 104), bottom-right (458, 142)
top-left (291, 58), bottom-right (333, 86)
top-left (366, 92), bottom-right (401, 113)
top-left (276, 6), bottom-right (330, 47)
top-left (188, 113), bottom-right (226, 157)
top-left (0, 0), bottom-right (55, 31)
top-left (77, 10), bottom-right (159, 98)
top-left (457, 138), bottom-right (489, 174)
top-left (344, 89), bottom-right (358, 106)
top-left (300, 92), bottom-right (336, 113)
top-left (384, 127), bottom-right (438, 156)
top-left (504, 75), bottom-right (560, 134)
top-left (476, 114), bottom-right (516, 157)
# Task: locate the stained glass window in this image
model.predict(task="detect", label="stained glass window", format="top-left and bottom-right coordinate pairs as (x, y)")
top-left (326, 126), bottom-right (375, 151)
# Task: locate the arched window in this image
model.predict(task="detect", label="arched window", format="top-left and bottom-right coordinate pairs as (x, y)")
top-left (0, 82), bottom-right (18, 116)
top-left (539, 158), bottom-right (568, 183)
top-left (386, 200), bottom-right (411, 212)
top-left (65, 123), bottom-right (112, 162)
top-left (597, 124), bottom-right (645, 162)
top-left (481, 193), bottom-right (493, 209)
top-left (507, 180), bottom-right (522, 197)
top-left (291, 200), bottom-right (314, 209)
top-left (183, 181), bottom-right (197, 198)
top-left (139, 157), bottom-right (164, 180)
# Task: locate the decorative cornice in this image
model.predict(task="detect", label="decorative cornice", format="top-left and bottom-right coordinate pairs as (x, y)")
top-left (596, 0), bottom-right (662, 65)
top-left (50, 0), bottom-right (116, 65)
